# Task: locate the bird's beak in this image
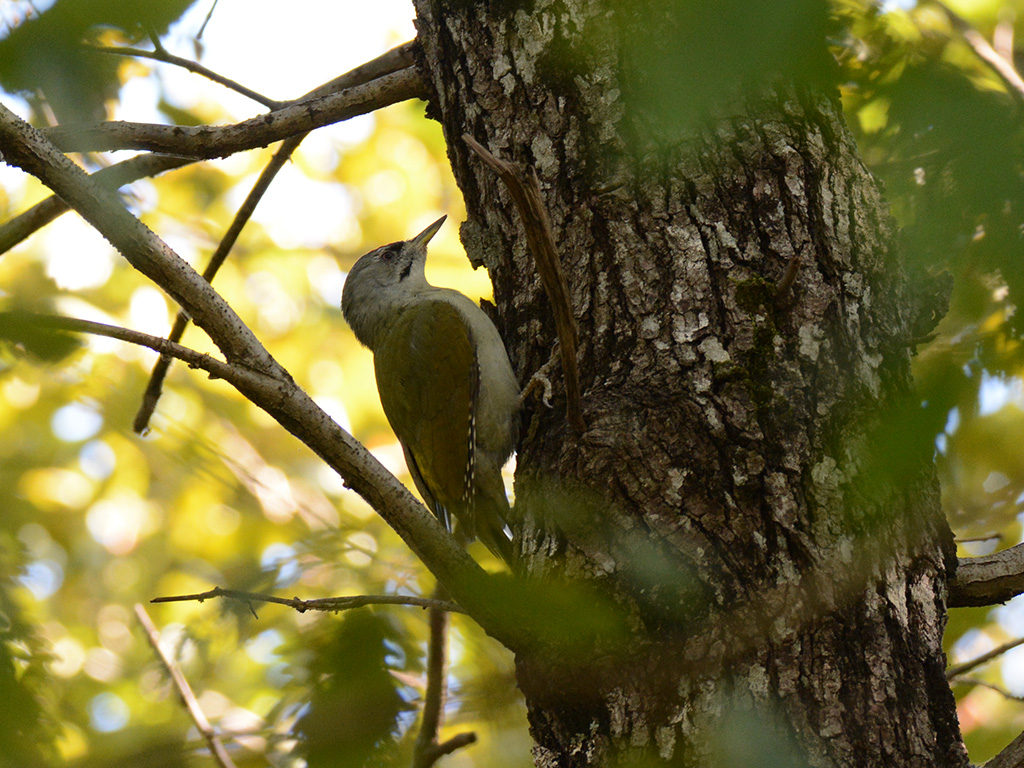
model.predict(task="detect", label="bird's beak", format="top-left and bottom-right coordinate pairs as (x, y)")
top-left (410, 215), bottom-right (447, 248)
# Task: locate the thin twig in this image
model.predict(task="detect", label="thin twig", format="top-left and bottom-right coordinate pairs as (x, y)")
top-left (197, 0), bottom-right (219, 39)
top-left (150, 585), bottom-right (465, 614)
top-left (462, 133), bottom-right (585, 433)
top-left (411, 585), bottom-right (476, 768)
top-left (91, 44), bottom-right (283, 109)
top-left (132, 40), bottom-right (419, 433)
top-left (0, 312), bottom-right (248, 383)
top-left (956, 677), bottom-right (1024, 702)
top-left (135, 604), bottom-right (238, 768)
top-left (0, 154), bottom-right (190, 255)
top-left (946, 635), bottom-right (1024, 680)
top-left (429, 733), bottom-right (478, 761)
top-left (412, 603), bottom-right (448, 768)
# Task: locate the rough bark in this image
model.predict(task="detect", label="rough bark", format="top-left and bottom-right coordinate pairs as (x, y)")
top-left (414, 2), bottom-right (966, 766)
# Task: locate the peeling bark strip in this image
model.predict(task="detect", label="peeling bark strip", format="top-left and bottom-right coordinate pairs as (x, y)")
top-left (414, 1), bottom-right (966, 766)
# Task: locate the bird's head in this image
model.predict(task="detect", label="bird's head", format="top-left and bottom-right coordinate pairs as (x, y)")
top-left (341, 215), bottom-right (446, 349)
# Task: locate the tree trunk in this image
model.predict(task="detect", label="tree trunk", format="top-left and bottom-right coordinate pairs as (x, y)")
top-left (414, 2), bottom-right (967, 765)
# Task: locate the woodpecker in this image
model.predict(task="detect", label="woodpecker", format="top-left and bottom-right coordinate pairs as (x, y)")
top-left (341, 216), bottom-right (519, 562)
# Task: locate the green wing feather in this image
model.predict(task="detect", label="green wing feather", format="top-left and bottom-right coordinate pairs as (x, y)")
top-left (374, 300), bottom-right (474, 528)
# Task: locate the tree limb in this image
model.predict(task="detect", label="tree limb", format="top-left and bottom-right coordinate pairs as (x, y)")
top-left (135, 604), bottom-right (238, 768)
top-left (948, 545), bottom-right (1024, 608)
top-left (44, 66), bottom-right (427, 158)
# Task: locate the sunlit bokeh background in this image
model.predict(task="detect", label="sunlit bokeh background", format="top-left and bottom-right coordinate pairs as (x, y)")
top-left (4, 0), bottom-right (1024, 764)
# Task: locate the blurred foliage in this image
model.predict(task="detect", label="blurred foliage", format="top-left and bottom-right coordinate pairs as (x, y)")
top-left (0, 0), bottom-right (199, 123)
top-left (296, 611), bottom-right (410, 768)
top-left (833, 0), bottom-right (1024, 761)
top-left (3, 0), bottom-right (1024, 765)
top-left (620, 0), bottom-right (834, 140)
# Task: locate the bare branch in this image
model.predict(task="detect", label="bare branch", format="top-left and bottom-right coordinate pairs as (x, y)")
top-left (956, 677), bottom-right (1024, 702)
top-left (197, 0), bottom-right (219, 38)
top-left (134, 143), bottom-right (295, 433)
top-left (949, 545), bottom-right (1024, 607)
top-left (92, 44), bottom-right (284, 109)
top-left (0, 311), bottom-right (248, 383)
top-left (135, 604), bottom-right (238, 768)
top-left (462, 133), bottom-right (585, 433)
top-left (150, 586), bottom-right (465, 614)
top-left (0, 103), bottom-right (274, 366)
top-left (44, 66), bottom-right (427, 158)
top-left (947, 635), bottom-right (1024, 680)
top-left (311, 40), bottom-right (418, 98)
top-left (0, 154), bottom-right (190, 255)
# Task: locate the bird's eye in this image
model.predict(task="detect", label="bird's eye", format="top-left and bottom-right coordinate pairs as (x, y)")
top-left (378, 244), bottom-right (400, 262)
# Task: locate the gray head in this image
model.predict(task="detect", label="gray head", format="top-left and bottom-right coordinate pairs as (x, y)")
top-left (341, 215), bottom-right (446, 350)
